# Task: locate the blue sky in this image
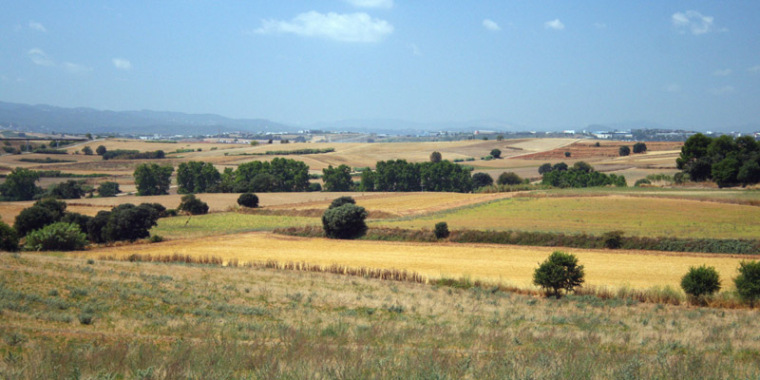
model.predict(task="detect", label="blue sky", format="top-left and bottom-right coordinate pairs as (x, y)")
top-left (2, 1), bottom-right (760, 131)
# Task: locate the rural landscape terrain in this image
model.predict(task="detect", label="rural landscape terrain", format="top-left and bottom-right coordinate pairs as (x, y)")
top-left (2, 133), bottom-right (760, 378)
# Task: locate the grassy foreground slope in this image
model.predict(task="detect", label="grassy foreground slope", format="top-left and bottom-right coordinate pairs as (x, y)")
top-left (2, 253), bottom-right (760, 379)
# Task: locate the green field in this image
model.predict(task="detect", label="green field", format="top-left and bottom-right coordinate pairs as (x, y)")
top-left (3, 253), bottom-right (760, 379)
top-left (378, 195), bottom-right (760, 239)
top-left (151, 212), bottom-right (320, 239)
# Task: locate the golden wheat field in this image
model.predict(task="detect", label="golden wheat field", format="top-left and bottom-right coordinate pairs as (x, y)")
top-left (76, 231), bottom-right (750, 291)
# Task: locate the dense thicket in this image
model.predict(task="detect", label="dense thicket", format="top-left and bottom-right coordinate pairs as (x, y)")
top-left (677, 134), bottom-right (760, 187)
top-left (177, 161), bottom-right (221, 194)
top-left (360, 159), bottom-right (473, 193)
top-left (540, 161), bottom-right (626, 188)
top-left (87, 203), bottom-right (161, 243)
top-left (234, 158), bottom-right (310, 192)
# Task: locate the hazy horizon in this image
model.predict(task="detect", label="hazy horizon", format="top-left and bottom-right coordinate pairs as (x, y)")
top-left (2, 1), bottom-right (760, 131)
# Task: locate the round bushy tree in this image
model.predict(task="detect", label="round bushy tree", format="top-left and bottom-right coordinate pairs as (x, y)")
top-left (497, 172), bottom-right (522, 186)
top-left (735, 261), bottom-right (760, 307)
top-left (533, 251), bottom-right (585, 298)
top-left (14, 198), bottom-right (67, 236)
top-left (430, 151), bottom-right (442, 163)
top-left (434, 222), bottom-right (450, 239)
top-left (96, 145), bottom-right (107, 155)
top-left (0, 221), bottom-right (19, 252)
top-left (538, 163), bottom-right (553, 175)
top-left (177, 194), bottom-right (209, 215)
top-left (97, 181), bottom-right (120, 197)
top-left (471, 173), bottom-right (494, 189)
top-left (619, 146), bottom-right (631, 156)
top-left (237, 193), bottom-right (259, 208)
top-left (490, 149), bottom-right (502, 159)
top-left (329, 196), bottom-right (356, 209)
top-left (322, 203), bottom-right (368, 239)
top-left (633, 142), bottom-right (648, 154)
top-left (681, 265), bottom-right (721, 305)
top-left (24, 222), bottom-right (87, 251)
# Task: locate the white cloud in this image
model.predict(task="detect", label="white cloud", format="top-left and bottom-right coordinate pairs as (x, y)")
top-left (28, 48), bottom-right (54, 66)
top-left (672, 10), bottom-right (719, 35)
top-left (748, 65), bottom-right (760, 74)
top-left (664, 83), bottom-right (681, 93)
top-left (408, 43), bottom-right (421, 56)
top-left (62, 62), bottom-right (92, 74)
top-left (713, 69), bottom-right (732, 77)
top-left (112, 58), bottom-right (132, 70)
top-left (343, 0), bottom-right (393, 9)
top-left (544, 19), bottom-right (565, 30)
top-left (482, 19), bottom-right (501, 32)
top-left (255, 11), bottom-right (393, 43)
top-left (710, 86), bottom-right (735, 95)
top-left (28, 21), bottom-right (47, 33)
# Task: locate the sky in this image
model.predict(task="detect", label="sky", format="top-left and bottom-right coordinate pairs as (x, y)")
top-left (2, 1), bottom-right (760, 131)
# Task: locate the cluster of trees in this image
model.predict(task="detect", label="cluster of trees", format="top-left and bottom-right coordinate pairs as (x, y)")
top-left (539, 162), bottom-right (627, 188)
top-left (0, 168), bottom-right (121, 201)
top-left (0, 198), bottom-right (166, 251)
top-left (677, 134), bottom-right (760, 187)
top-left (618, 142), bottom-right (648, 157)
top-left (172, 158), bottom-right (310, 194)
top-left (358, 159), bottom-right (473, 193)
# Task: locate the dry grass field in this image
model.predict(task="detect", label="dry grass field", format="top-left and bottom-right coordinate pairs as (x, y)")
top-left (75, 231), bottom-right (751, 292)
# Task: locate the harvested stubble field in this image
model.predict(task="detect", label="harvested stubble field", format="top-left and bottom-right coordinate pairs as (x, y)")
top-left (2, 253), bottom-right (760, 378)
top-left (380, 195), bottom-right (760, 240)
top-left (77, 231), bottom-right (751, 291)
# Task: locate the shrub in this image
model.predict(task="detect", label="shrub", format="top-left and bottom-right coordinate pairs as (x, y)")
top-left (177, 194), bottom-right (209, 215)
top-left (633, 142), bottom-right (648, 154)
top-left (96, 145), bottom-right (107, 155)
top-left (322, 203), bottom-right (368, 239)
top-left (471, 173), bottom-right (493, 189)
top-left (0, 221), bottom-right (19, 252)
top-left (24, 222), bottom-right (87, 251)
top-left (81, 146), bottom-right (93, 155)
top-left (97, 182), bottom-right (120, 197)
top-left (603, 230), bottom-right (624, 249)
top-left (237, 193), bottom-right (259, 208)
top-left (619, 146), bottom-right (631, 156)
top-left (533, 251), bottom-right (584, 298)
top-left (734, 261), bottom-right (760, 307)
top-left (497, 172), bottom-right (522, 186)
top-left (490, 149), bottom-right (502, 159)
top-left (309, 183), bottom-right (322, 192)
top-left (434, 222), bottom-right (450, 239)
top-left (634, 178), bottom-right (652, 187)
top-left (14, 199), bottom-right (67, 236)
top-left (681, 265), bottom-right (721, 305)
top-left (329, 196), bottom-right (356, 209)
top-left (430, 151), bottom-right (442, 163)
top-left (564, 151), bottom-right (571, 158)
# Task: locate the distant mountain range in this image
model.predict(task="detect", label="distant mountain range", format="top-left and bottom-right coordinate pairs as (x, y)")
top-left (1, 101), bottom-right (756, 136)
top-left (0, 101), bottom-right (294, 136)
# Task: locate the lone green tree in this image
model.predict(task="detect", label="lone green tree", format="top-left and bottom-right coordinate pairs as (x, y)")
top-left (497, 171), bottom-right (522, 185)
top-left (633, 142), bottom-right (648, 154)
top-left (734, 261), bottom-right (760, 307)
top-left (81, 146), bottom-right (93, 155)
top-left (96, 145), bottom-right (107, 156)
top-left (681, 265), bottom-right (721, 305)
top-left (490, 149), bottom-right (502, 159)
top-left (619, 146), bottom-right (631, 156)
top-left (434, 222), bottom-right (450, 239)
top-left (533, 251), bottom-right (585, 298)
top-left (430, 151), bottom-right (442, 163)
top-left (237, 193), bottom-right (259, 208)
top-left (322, 197), bottom-right (368, 239)
top-left (134, 163), bottom-right (174, 196)
top-left (471, 172), bottom-right (493, 189)
top-left (177, 194), bottom-right (209, 215)
top-left (0, 167), bottom-right (41, 201)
